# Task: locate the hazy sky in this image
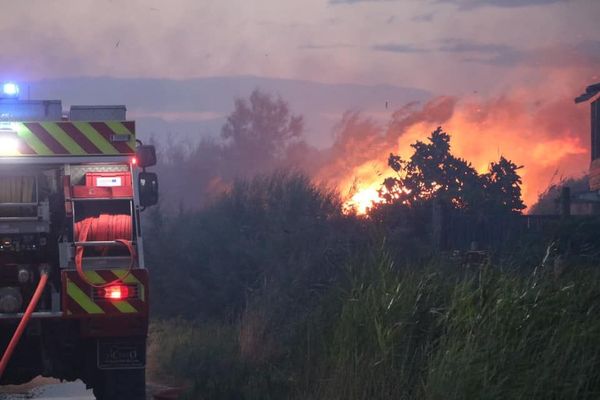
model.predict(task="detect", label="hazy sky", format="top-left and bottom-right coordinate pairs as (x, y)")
top-left (2, 0), bottom-right (598, 95)
top-left (1, 0), bottom-right (599, 207)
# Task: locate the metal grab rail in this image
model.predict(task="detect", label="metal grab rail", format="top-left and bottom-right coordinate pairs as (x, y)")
top-left (74, 240), bottom-right (136, 247)
top-left (0, 312), bottom-right (62, 320)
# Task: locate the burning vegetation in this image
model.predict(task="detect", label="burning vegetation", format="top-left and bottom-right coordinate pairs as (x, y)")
top-left (323, 93), bottom-right (588, 216)
top-left (342, 127), bottom-right (525, 215)
top-left (155, 86), bottom-right (589, 217)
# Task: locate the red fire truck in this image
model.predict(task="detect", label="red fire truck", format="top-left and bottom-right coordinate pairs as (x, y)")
top-left (0, 82), bottom-right (158, 399)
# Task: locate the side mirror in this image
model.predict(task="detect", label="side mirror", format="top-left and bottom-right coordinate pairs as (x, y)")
top-left (136, 145), bottom-right (157, 168)
top-left (138, 172), bottom-right (159, 207)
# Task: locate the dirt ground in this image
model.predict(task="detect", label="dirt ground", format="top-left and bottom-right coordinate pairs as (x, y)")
top-left (0, 377), bottom-right (184, 399)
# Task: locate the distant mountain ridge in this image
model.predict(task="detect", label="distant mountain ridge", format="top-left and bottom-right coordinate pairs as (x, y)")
top-left (29, 75), bottom-right (431, 146)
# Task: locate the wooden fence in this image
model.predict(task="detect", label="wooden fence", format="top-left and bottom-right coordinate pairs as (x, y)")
top-left (434, 211), bottom-right (562, 251)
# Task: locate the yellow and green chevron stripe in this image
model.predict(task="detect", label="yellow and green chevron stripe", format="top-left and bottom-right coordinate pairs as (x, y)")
top-left (3, 121), bottom-right (136, 156)
top-left (62, 269), bottom-right (148, 317)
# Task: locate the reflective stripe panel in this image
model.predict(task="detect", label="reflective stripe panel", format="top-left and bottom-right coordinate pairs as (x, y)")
top-left (81, 270), bottom-right (139, 313)
top-left (105, 121), bottom-right (137, 152)
top-left (15, 124), bottom-right (53, 155)
top-left (66, 281), bottom-right (105, 314)
top-left (72, 122), bottom-right (121, 154)
top-left (7, 121), bottom-right (136, 156)
top-left (111, 300), bottom-right (138, 314)
top-left (62, 269), bottom-right (147, 317)
top-left (40, 122), bottom-right (87, 155)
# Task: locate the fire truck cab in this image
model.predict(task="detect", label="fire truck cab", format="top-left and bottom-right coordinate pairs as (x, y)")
top-left (0, 83), bottom-right (157, 399)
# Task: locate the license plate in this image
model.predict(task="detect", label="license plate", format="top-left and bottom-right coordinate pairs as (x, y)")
top-left (97, 339), bottom-right (146, 369)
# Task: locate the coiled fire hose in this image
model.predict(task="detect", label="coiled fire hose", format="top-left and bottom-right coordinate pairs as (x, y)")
top-left (0, 268), bottom-right (49, 380)
top-left (75, 214), bottom-right (136, 288)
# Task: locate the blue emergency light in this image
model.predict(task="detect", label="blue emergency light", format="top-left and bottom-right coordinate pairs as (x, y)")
top-left (2, 82), bottom-right (19, 98)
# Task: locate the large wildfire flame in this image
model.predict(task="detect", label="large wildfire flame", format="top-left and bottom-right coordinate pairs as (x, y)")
top-left (316, 91), bottom-right (590, 215)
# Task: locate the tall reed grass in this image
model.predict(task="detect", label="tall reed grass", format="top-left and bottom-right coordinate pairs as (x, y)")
top-left (151, 252), bottom-right (600, 400)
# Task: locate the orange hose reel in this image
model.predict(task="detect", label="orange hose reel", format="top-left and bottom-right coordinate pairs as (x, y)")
top-left (74, 214), bottom-right (136, 288)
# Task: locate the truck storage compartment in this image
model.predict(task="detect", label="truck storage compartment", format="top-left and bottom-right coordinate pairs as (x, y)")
top-left (0, 175), bottom-right (37, 217)
top-left (85, 172), bottom-right (132, 187)
top-left (0, 176), bottom-right (35, 203)
top-left (71, 171), bottom-right (133, 199)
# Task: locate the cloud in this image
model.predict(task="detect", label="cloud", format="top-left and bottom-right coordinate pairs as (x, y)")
top-left (331, 0), bottom-right (565, 7)
top-left (430, 38), bottom-right (598, 69)
top-left (329, 0), bottom-right (398, 4)
top-left (371, 43), bottom-right (430, 53)
top-left (298, 43), bottom-right (357, 50)
top-left (437, 39), bottom-right (514, 54)
top-left (434, 38), bottom-right (522, 64)
top-left (438, 0), bottom-right (567, 9)
top-left (373, 38), bottom-right (600, 70)
top-left (129, 110), bottom-right (225, 123)
top-left (411, 12), bottom-right (435, 22)
top-left (372, 39), bottom-right (515, 57)
top-left (466, 40), bottom-right (600, 68)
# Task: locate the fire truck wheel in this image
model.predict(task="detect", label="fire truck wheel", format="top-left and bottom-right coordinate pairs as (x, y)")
top-left (92, 368), bottom-right (146, 400)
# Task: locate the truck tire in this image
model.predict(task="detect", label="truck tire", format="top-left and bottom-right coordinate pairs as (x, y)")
top-left (92, 368), bottom-right (146, 400)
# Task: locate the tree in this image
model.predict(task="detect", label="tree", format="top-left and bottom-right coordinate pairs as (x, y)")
top-left (221, 89), bottom-right (304, 177)
top-left (483, 157), bottom-right (525, 213)
top-left (381, 127), bottom-right (524, 214)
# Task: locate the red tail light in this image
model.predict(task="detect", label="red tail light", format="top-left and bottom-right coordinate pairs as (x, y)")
top-left (94, 284), bottom-right (137, 301)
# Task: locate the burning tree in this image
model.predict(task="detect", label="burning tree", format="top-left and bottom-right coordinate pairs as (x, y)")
top-left (381, 127), bottom-right (525, 214)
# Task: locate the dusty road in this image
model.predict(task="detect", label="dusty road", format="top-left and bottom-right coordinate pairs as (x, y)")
top-left (0, 378), bottom-right (181, 400)
top-left (0, 379), bottom-right (94, 399)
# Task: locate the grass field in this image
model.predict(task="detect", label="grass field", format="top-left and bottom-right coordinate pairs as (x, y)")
top-left (149, 251), bottom-right (600, 400)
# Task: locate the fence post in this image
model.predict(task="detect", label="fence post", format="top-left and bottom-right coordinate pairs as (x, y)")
top-left (559, 186), bottom-right (571, 217)
top-left (432, 199), bottom-right (445, 251)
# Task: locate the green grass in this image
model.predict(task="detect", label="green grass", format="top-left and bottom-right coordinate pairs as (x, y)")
top-left (149, 318), bottom-right (291, 400)
top-left (150, 252), bottom-right (600, 400)
top-left (426, 266), bottom-right (600, 400)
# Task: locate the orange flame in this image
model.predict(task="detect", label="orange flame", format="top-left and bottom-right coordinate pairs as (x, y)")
top-left (318, 92), bottom-right (589, 215)
top-left (344, 186), bottom-right (384, 215)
